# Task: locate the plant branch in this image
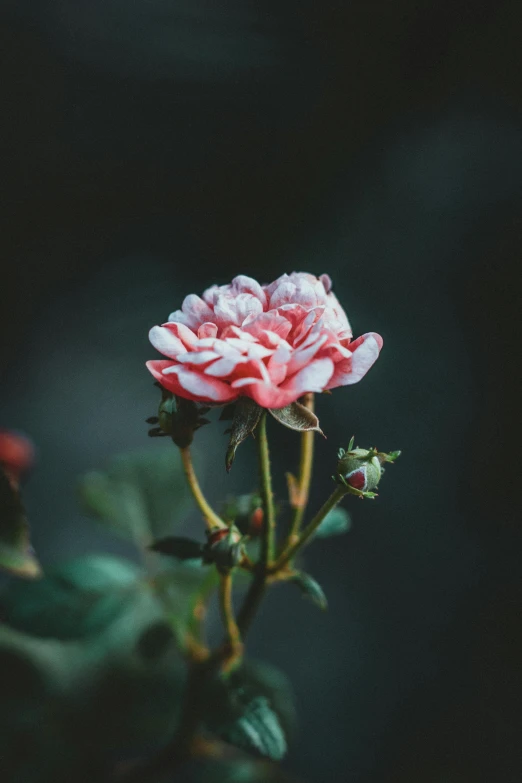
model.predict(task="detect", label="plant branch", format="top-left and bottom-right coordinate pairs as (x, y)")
top-left (179, 446), bottom-right (226, 530)
top-left (272, 484), bottom-right (348, 572)
top-left (218, 571), bottom-right (242, 669)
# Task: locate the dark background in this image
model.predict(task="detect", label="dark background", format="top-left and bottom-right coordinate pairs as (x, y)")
top-left (1, 1), bottom-right (521, 781)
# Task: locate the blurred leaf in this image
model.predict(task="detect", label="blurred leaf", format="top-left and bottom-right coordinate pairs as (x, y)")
top-left (150, 536), bottom-right (204, 561)
top-left (0, 466), bottom-right (41, 578)
top-left (312, 506), bottom-right (351, 538)
top-left (222, 696), bottom-right (287, 761)
top-left (0, 556), bottom-right (188, 780)
top-left (289, 572), bottom-right (328, 611)
top-left (0, 554), bottom-right (150, 641)
top-left (153, 563), bottom-right (219, 644)
top-left (269, 402), bottom-right (323, 434)
top-left (77, 448), bottom-right (193, 547)
top-left (157, 744), bottom-right (299, 783)
top-left (203, 659), bottom-right (296, 761)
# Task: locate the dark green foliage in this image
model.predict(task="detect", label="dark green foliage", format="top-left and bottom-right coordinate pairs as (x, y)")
top-left (203, 659), bottom-right (296, 762)
top-left (312, 506), bottom-right (351, 538)
top-left (77, 448), bottom-right (193, 547)
top-left (0, 554), bottom-right (187, 782)
top-left (289, 572), bottom-right (328, 610)
top-left (0, 466), bottom-right (40, 577)
top-left (150, 536), bottom-right (204, 561)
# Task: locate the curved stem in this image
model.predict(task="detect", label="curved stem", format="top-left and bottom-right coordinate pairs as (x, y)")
top-left (179, 446), bottom-right (226, 530)
top-left (272, 485), bottom-right (347, 572)
top-left (218, 571), bottom-right (242, 669)
top-left (288, 392), bottom-right (315, 542)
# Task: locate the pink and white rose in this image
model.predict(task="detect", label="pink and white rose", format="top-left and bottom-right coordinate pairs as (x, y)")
top-left (147, 272), bottom-right (382, 408)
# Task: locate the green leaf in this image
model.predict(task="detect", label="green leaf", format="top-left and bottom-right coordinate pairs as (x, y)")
top-left (0, 467), bottom-right (41, 578)
top-left (77, 447), bottom-right (193, 547)
top-left (269, 402), bottom-right (323, 434)
top-left (0, 554), bottom-right (155, 641)
top-left (203, 659), bottom-right (296, 762)
top-left (312, 506), bottom-right (351, 538)
top-left (150, 536), bottom-right (204, 561)
top-left (290, 572), bottom-right (328, 610)
top-left (225, 398), bottom-right (263, 472)
top-left (222, 696), bottom-right (287, 761)
top-left (153, 563), bottom-right (220, 644)
top-left (0, 555), bottom-right (189, 780)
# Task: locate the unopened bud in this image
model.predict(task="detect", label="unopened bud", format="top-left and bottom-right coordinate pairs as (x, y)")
top-left (203, 526), bottom-right (246, 572)
top-left (335, 443), bottom-right (401, 498)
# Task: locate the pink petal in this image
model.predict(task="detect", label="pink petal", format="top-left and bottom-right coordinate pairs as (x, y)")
top-left (161, 322), bottom-right (198, 349)
top-left (231, 275), bottom-right (267, 305)
top-left (175, 350), bottom-right (220, 366)
top-left (149, 325), bottom-right (185, 358)
top-left (286, 334), bottom-right (327, 375)
top-left (280, 357), bottom-right (334, 398)
top-left (327, 333), bottom-right (383, 388)
top-left (269, 282), bottom-right (298, 309)
top-left (198, 322), bottom-right (218, 339)
top-left (242, 311), bottom-right (292, 342)
top-left (320, 273), bottom-right (332, 293)
top-left (172, 365), bottom-right (238, 402)
top-left (170, 294), bottom-right (214, 329)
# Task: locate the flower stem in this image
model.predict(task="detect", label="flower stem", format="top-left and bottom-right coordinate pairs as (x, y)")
top-left (179, 446), bottom-right (226, 531)
top-left (257, 412), bottom-right (276, 565)
top-left (236, 412), bottom-right (275, 635)
top-left (288, 392), bottom-right (315, 542)
top-left (272, 485), bottom-right (348, 572)
top-left (218, 571), bottom-right (242, 669)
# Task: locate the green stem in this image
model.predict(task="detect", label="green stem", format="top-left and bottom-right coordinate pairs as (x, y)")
top-left (179, 446), bottom-right (226, 531)
top-left (236, 412), bottom-right (275, 635)
top-left (257, 412), bottom-right (276, 565)
top-left (288, 392), bottom-right (315, 542)
top-left (272, 485), bottom-right (347, 572)
top-left (218, 571), bottom-right (242, 666)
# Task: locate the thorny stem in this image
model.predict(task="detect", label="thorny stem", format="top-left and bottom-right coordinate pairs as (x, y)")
top-left (272, 485), bottom-right (348, 572)
top-left (179, 446), bottom-right (226, 531)
top-left (288, 392), bottom-right (315, 544)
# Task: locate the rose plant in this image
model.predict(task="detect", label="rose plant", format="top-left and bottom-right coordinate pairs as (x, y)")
top-left (0, 272), bottom-right (400, 783)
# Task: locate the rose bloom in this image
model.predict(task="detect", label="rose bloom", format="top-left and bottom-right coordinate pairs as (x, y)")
top-left (147, 272), bottom-right (382, 409)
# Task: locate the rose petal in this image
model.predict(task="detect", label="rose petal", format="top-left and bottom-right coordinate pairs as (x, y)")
top-left (149, 325), bottom-right (185, 359)
top-left (327, 333), bottom-right (382, 388)
top-left (198, 322), bottom-right (218, 339)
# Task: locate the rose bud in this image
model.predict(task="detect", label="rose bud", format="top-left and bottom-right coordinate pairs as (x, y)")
top-left (203, 526), bottom-right (246, 572)
top-left (338, 448), bottom-right (382, 493)
top-left (0, 430), bottom-right (35, 488)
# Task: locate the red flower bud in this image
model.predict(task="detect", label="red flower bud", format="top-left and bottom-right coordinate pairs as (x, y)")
top-left (0, 430), bottom-right (34, 488)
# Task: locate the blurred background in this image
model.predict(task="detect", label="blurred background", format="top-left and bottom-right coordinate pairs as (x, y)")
top-left (1, 1), bottom-right (521, 781)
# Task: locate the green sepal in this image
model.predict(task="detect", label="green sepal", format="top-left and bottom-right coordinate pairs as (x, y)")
top-left (269, 401), bottom-right (323, 434)
top-left (225, 398), bottom-right (263, 472)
